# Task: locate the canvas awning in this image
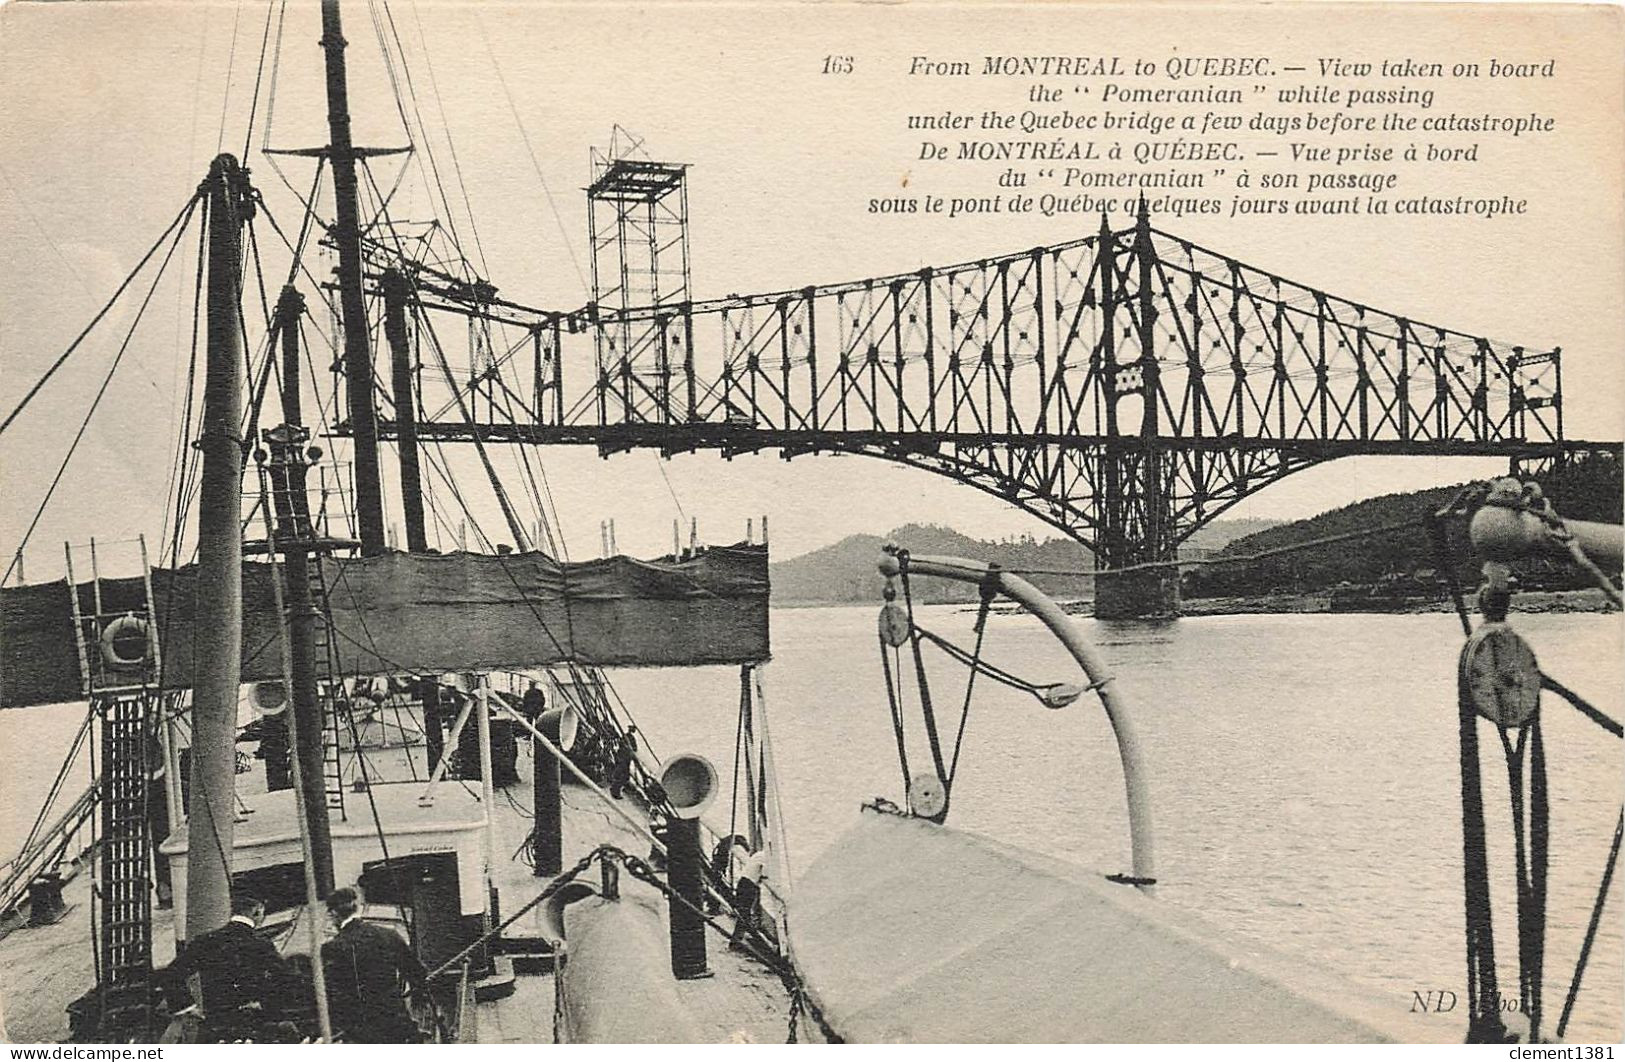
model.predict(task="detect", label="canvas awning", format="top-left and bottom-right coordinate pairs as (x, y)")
top-left (0, 545), bottom-right (769, 708)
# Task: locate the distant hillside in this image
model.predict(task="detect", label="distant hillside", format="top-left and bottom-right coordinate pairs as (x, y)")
top-left (770, 518), bottom-right (1278, 605)
top-left (1185, 456), bottom-right (1622, 599)
top-left (770, 459), bottom-right (1621, 606)
top-left (1185, 485), bottom-right (1464, 598)
top-left (770, 524), bottom-right (1091, 605)
top-left (1183, 517), bottom-right (1283, 553)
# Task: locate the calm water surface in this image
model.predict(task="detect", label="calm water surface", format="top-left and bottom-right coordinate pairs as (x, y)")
top-left (612, 606), bottom-right (1624, 1042)
top-left (3, 607), bottom-right (1620, 1040)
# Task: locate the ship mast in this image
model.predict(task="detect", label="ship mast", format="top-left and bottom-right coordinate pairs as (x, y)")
top-left (319, 0), bottom-right (386, 556)
top-left (269, 286), bottom-right (337, 897)
top-left (186, 154), bottom-right (250, 939)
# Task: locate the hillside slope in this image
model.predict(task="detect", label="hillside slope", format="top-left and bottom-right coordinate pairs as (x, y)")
top-left (1187, 457), bottom-right (1621, 598)
top-left (770, 524), bottom-right (1092, 604)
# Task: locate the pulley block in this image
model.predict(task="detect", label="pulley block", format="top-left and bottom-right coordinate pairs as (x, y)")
top-left (908, 772), bottom-right (946, 819)
top-left (1461, 622), bottom-right (1541, 728)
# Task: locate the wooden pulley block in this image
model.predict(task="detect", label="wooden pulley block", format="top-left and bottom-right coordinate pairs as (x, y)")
top-left (1461, 623), bottom-right (1541, 728)
top-left (878, 601), bottom-right (911, 648)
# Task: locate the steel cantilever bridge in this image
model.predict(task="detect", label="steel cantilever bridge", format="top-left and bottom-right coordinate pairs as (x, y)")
top-left (363, 179), bottom-right (1615, 614)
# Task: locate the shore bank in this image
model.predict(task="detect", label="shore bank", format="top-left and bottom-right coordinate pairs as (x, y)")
top-left (774, 587), bottom-right (1617, 617)
top-left (1173, 587), bottom-right (1615, 617)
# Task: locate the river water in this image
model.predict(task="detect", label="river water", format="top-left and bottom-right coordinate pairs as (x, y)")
top-left (4, 606), bottom-right (1620, 1041)
top-left (610, 605), bottom-right (1624, 1042)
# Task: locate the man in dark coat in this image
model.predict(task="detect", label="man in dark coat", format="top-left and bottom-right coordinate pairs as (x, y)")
top-left (519, 681), bottom-right (546, 723)
top-left (609, 727), bottom-right (639, 799)
top-left (320, 887), bottom-right (428, 1043)
top-left (159, 893), bottom-right (281, 1041)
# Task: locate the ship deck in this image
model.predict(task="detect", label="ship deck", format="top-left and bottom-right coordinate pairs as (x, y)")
top-left (478, 745), bottom-right (790, 1044)
top-left (0, 713), bottom-right (790, 1044)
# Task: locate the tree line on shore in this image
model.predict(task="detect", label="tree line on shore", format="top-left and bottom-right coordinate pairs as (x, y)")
top-left (767, 458), bottom-right (1621, 605)
top-left (1183, 457), bottom-right (1623, 600)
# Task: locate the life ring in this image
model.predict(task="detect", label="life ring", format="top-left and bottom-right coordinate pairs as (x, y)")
top-left (99, 614), bottom-right (153, 671)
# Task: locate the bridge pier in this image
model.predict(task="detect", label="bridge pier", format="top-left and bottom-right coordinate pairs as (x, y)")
top-left (1093, 567), bottom-right (1181, 620)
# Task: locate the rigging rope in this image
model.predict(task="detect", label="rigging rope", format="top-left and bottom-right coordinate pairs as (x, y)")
top-left (1424, 492), bottom-right (1625, 1044)
top-left (1, 195), bottom-right (201, 438)
top-left (1496, 721), bottom-right (1549, 1040)
top-left (1001, 516), bottom-right (1426, 580)
top-left (1433, 506), bottom-right (1509, 1043)
top-left (471, 10), bottom-right (589, 297)
top-left (898, 562), bottom-right (949, 805)
top-left (877, 635), bottom-right (913, 793)
top-left (1555, 810), bottom-right (1622, 1039)
top-left (415, 306), bottom-right (529, 547)
top-left (239, 0), bottom-right (277, 162)
top-left (214, 0), bottom-right (246, 156)
top-left (159, 197), bottom-right (212, 569)
top-left (3, 196), bottom-right (202, 586)
top-left (945, 579), bottom-right (995, 792)
top-left (1538, 674), bottom-right (1622, 739)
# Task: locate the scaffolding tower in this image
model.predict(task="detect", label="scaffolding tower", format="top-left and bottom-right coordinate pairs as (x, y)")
top-left (587, 135), bottom-right (691, 425)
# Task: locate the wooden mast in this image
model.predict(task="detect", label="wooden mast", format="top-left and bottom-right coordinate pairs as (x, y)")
top-left (185, 154), bottom-right (249, 940)
top-left (383, 268), bottom-right (429, 553)
top-left (270, 286), bottom-right (337, 896)
top-left (320, 0), bottom-right (386, 556)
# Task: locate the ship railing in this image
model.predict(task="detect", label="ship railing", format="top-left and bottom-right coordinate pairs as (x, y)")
top-left (0, 778), bottom-right (99, 920)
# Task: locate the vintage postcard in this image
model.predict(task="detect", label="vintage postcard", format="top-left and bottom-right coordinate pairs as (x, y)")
top-left (0, 0), bottom-right (1620, 1048)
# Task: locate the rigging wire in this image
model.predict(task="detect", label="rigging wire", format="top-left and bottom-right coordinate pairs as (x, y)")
top-left (654, 455), bottom-right (689, 532)
top-left (350, 171), bottom-right (512, 555)
top-left (1556, 810), bottom-right (1623, 1039)
top-left (260, 0), bottom-right (290, 155)
top-left (415, 307), bottom-right (529, 547)
top-left (215, 0), bottom-right (247, 156)
top-left (3, 196), bottom-right (201, 586)
top-left (372, 0), bottom-right (474, 273)
top-left (1, 196), bottom-right (201, 438)
top-left (390, 0), bottom-right (490, 278)
top-left (471, 8), bottom-right (589, 297)
top-left (159, 197), bottom-right (212, 567)
top-left (240, 219), bottom-right (284, 447)
top-left (363, 0), bottom-right (416, 157)
top-left (239, 0), bottom-right (277, 162)
top-left (0, 161), bottom-right (92, 299)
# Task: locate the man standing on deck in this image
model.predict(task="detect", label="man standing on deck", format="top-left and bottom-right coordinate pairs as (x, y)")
top-left (158, 893), bottom-right (281, 1042)
top-left (321, 887), bottom-right (429, 1043)
top-left (609, 726), bottom-right (639, 799)
top-left (520, 681), bottom-right (546, 723)
top-left (728, 847), bottom-right (766, 952)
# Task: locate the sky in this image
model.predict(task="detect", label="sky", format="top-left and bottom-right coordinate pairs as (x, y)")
top-left (1, 0), bottom-right (1621, 577)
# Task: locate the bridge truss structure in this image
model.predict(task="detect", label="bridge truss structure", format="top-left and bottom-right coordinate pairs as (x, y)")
top-left (347, 187), bottom-right (1619, 596)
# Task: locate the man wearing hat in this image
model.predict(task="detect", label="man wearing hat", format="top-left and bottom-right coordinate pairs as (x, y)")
top-left (320, 887), bottom-right (429, 1043)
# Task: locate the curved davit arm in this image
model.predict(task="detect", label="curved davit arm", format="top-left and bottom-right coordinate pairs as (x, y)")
top-left (878, 550), bottom-right (1156, 890)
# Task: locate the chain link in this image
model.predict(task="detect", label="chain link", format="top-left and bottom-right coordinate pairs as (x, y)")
top-left (424, 845), bottom-right (608, 981)
top-left (434, 841), bottom-right (845, 1043)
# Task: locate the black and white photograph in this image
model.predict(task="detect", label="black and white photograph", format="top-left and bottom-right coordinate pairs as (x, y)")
top-left (0, 0), bottom-right (1620, 1047)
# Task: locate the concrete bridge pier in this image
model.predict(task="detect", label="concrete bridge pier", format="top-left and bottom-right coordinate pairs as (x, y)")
top-left (1093, 566), bottom-right (1181, 620)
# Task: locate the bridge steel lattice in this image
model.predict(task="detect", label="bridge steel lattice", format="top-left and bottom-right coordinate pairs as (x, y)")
top-left (370, 196), bottom-right (1585, 608)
